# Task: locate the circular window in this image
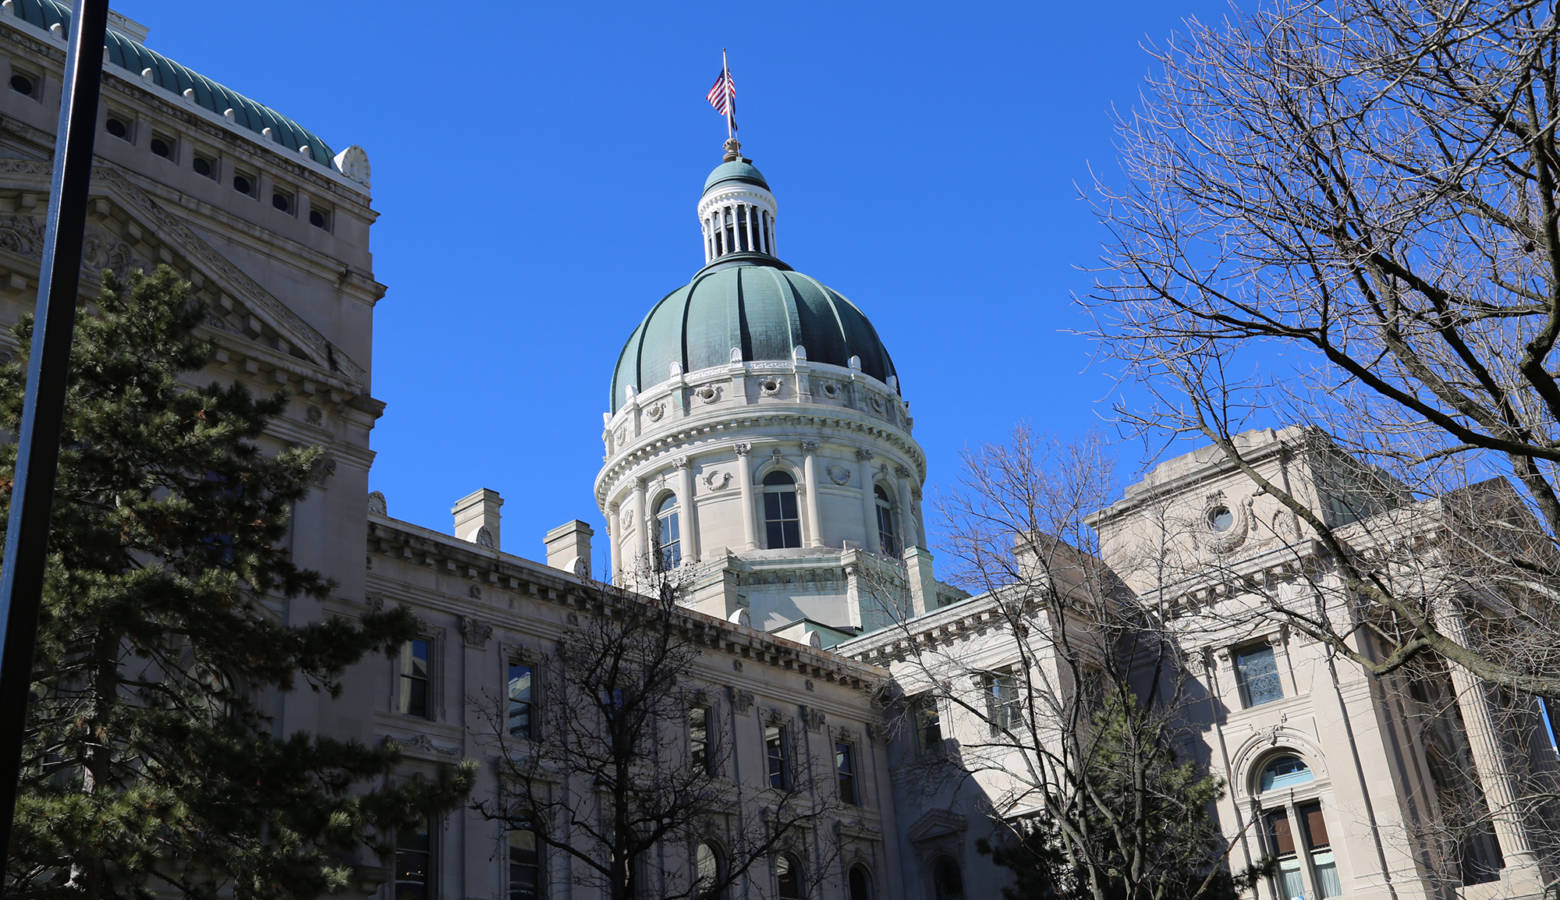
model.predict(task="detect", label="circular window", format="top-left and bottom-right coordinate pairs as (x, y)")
top-left (105, 116), bottom-right (128, 139)
top-left (1207, 505), bottom-right (1234, 532)
top-left (232, 174), bottom-right (252, 195)
top-left (193, 156), bottom-right (212, 177)
top-left (9, 73), bottom-right (35, 96)
top-left (150, 137), bottom-right (171, 159)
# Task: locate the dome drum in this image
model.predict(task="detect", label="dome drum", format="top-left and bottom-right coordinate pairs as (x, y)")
top-left (602, 354), bottom-right (911, 462)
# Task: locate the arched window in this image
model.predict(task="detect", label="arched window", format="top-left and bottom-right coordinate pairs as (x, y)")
top-left (507, 820), bottom-right (542, 900)
top-left (1254, 753), bottom-right (1340, 900)
top-left (654, 493), bottom-right (680, 570)
top-left (848, 864), bottom-right (873, 900)
top-left (762, 471), bottom-right (802, 549)
top-left (874, 485), bottom-right (899, 556)
top-left (931, 856), bottom-right (964, 900)
top-left (775, 853), bottom-right (803, 900)
top-left (1258, 754), bottom-right (1313, 791)
top-left (694, 842), bottom-right (724, 900)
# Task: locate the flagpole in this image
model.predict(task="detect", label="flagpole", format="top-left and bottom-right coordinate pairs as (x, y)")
top-left (722, 49), bottom-right (735, 141)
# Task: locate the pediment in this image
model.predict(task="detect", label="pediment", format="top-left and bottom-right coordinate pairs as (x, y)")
top-left (0, 158), bottom-right (365, 388)
top-left (906, 808), bottom-right (966, 844)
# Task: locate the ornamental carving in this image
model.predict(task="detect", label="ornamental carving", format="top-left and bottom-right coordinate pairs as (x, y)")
top-left (306, 405), bottom-right (323, 425)
top-left (800, 440), bottom-right (819, 453)
top-left (694, 384), bottom-right (721, 404)
top-left (821, 382), bottom-right (841, 399)
top-left (856, 449), bottom-right (875, 462)
top-left (458, 615), bottom-right (492, 648)
top-left (759, 377), bottom-right (782, 396)
top-left (702, 469), bottom-right (732, 491)
top-left (311, 455), bottom-right (337, 485)
top-left (0, 214), bottom-right (43, 258)
top-left (895, 465), bottom-right (911, 479)
top-left (733, 442), bottom-right (751, 456)
top-left (646, 402), bottom-right (665, 421)
top-left (828, 465), bottom-right (852, 486)
top-left (475, 527), bottom-right (496, 549)
top-left (730, 688), bottom-right (755, 714)
top-left (367, 491), bottom-right (387, 515)
top-left (802, 707), bottom-right (827, 733)
top-left (870, 396), bottom-right (885, 413)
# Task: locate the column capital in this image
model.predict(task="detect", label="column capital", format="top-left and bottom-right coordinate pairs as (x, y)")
top-left (734, 442), bottom-right (751, 456)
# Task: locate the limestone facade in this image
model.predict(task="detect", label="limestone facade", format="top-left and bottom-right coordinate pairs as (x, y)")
top-left (1, 7), bottom-right (1554, 900)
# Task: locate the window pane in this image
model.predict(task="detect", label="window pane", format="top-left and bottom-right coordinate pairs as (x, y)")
top-left (1312, 851), bottom-right (1341, 898)
top-left (508, 663), bottom-right (532, 739)
top-left (1258, 755), bottom-right (1313, 791)
top-left (1264, 809), bottom-right (1295, 856)
top-left (1235, 644), bottom-right (1283, 706)
top-left (395, 819), bottom-right (434, 900)
top-left (776, 854), bottom-right (801, 899)
top-left (836, 742), bottom-right (857, 805)
top-left (508, 825), bottom-right (540, 900)
top-left (1300, 801), bottom-right (1329, 849)
top-left (690, 706), bottom-right (708, 772)
top-left (1276, 859), bottom-right (1305, 900)
top-left (765, 725), bottom-right (787, 788)
top-left (848, 866), bottom-right (873, 900)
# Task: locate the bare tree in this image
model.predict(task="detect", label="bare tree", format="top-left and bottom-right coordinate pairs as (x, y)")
top-left (855, 428), bottom-right (1264, 900)
top-left (1086, 0), bottom-right (1560, 884)
top-left (473, 572), bottom-right (838, 900)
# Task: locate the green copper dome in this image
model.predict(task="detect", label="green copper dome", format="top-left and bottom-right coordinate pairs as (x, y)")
top-left (610, 256), bottom-right (898, 412)
top-left (704, 160), bottom-right (770, 193)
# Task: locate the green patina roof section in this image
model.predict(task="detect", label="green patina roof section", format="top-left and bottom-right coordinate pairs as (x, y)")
top-left (609, 257), bottom-right (899, 412)
top-left (11, 0), bottom-right (335, 166)
top-left (703, 160), bottom-right (769, 193)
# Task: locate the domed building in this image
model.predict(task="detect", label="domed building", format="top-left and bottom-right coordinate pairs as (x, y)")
top-left (596, 140), bottom-right (964, 644)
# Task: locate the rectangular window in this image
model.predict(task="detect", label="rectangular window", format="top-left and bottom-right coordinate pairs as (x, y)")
top-left (1299, 801), bottom-right (1340, 898)
top-left (395, 817), bottom-right (435, 900)
top-left (986, 669), bottom-right (1022, 733)
top-left (507, 823), bottom-right (540, 900)
top-left (835, 741), bottom-right (858, 805)
top-left (764, 724), bottom-right (788, 789)
top-left (507, 662), bottom-right (533, 739)
top-left (399, 639), bottom-right (431, 718)
top-left (1264, 809), bottom-right (1303, 900)
top-left (913, 695), bottom-right (942, 756)
top-left (689, 705), bottom-right (710, 774)
top-left (1234, 643), bottom-right (1283, 707)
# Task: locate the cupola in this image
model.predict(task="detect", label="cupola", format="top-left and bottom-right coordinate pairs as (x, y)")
top-left (698, 138), bottom-right (777, 264)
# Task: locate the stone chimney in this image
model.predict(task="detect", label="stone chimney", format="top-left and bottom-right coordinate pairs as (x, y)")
top-left (544, 520), bottom-right (594, 578)
top-left (452, 489), bottom-right (502, 549)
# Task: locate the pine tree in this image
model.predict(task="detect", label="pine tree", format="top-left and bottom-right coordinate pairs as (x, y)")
top-left (1, 268), bottom-right (472, 899)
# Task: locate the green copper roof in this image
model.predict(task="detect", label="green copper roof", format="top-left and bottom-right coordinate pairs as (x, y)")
top-left (10, 0), bottom-right (336, 166)
top-left (703, 160), bottom-right (769, 193)
top-left (610, 256), bottom-right (898, 412)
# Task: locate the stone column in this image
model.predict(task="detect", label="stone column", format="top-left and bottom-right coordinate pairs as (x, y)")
top-left (632, 477), bottom-right (649, 568)
top-left (801, 441), bottom-right (823, 548)
top-left (895, 464), bottom-right (916, 550)
top-left (735, 443), bottom-right (756, 550)
top-left (1438, 611), bottom-right (1537, 863)
top-left (857, 449), bottom-right (880, 555)
top-left (606, 502), bottom-right (621, 582)
top-left (675, 456), bottom-right (699, 563)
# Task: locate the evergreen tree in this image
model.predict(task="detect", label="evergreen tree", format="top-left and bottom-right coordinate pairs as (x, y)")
top-left (980, 693), bottom-right (1269, 900)
top-left (1, 268), bottom-right (472, 899)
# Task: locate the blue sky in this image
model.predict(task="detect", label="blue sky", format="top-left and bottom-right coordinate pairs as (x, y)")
top-left (122, 0), bottom-right (1241, 562)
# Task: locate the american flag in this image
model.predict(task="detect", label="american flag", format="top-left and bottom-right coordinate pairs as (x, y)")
top-left (706, 69), bottom-right (735, 117)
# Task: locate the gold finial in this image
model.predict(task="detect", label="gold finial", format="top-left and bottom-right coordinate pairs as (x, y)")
top-left (722, 137), bottom-right (742, 163)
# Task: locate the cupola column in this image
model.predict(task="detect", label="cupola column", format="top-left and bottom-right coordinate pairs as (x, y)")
top-left (801, 442), bottom-right (823, 548)
top-left (607, 503), bottom-right (622, 581)
top-left (697, 146), bottom-right (779, 265)
top-left (735, 443), bottom-right (757, 550)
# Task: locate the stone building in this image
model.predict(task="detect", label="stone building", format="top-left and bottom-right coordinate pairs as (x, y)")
top-left (0, 6), bottom-right (1553, 900)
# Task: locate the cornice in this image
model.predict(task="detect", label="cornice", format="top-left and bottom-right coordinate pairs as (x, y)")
top-left (365, 516), bottom-right (889, 695)
top-left (596, 412), bottom-right (926, 505)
